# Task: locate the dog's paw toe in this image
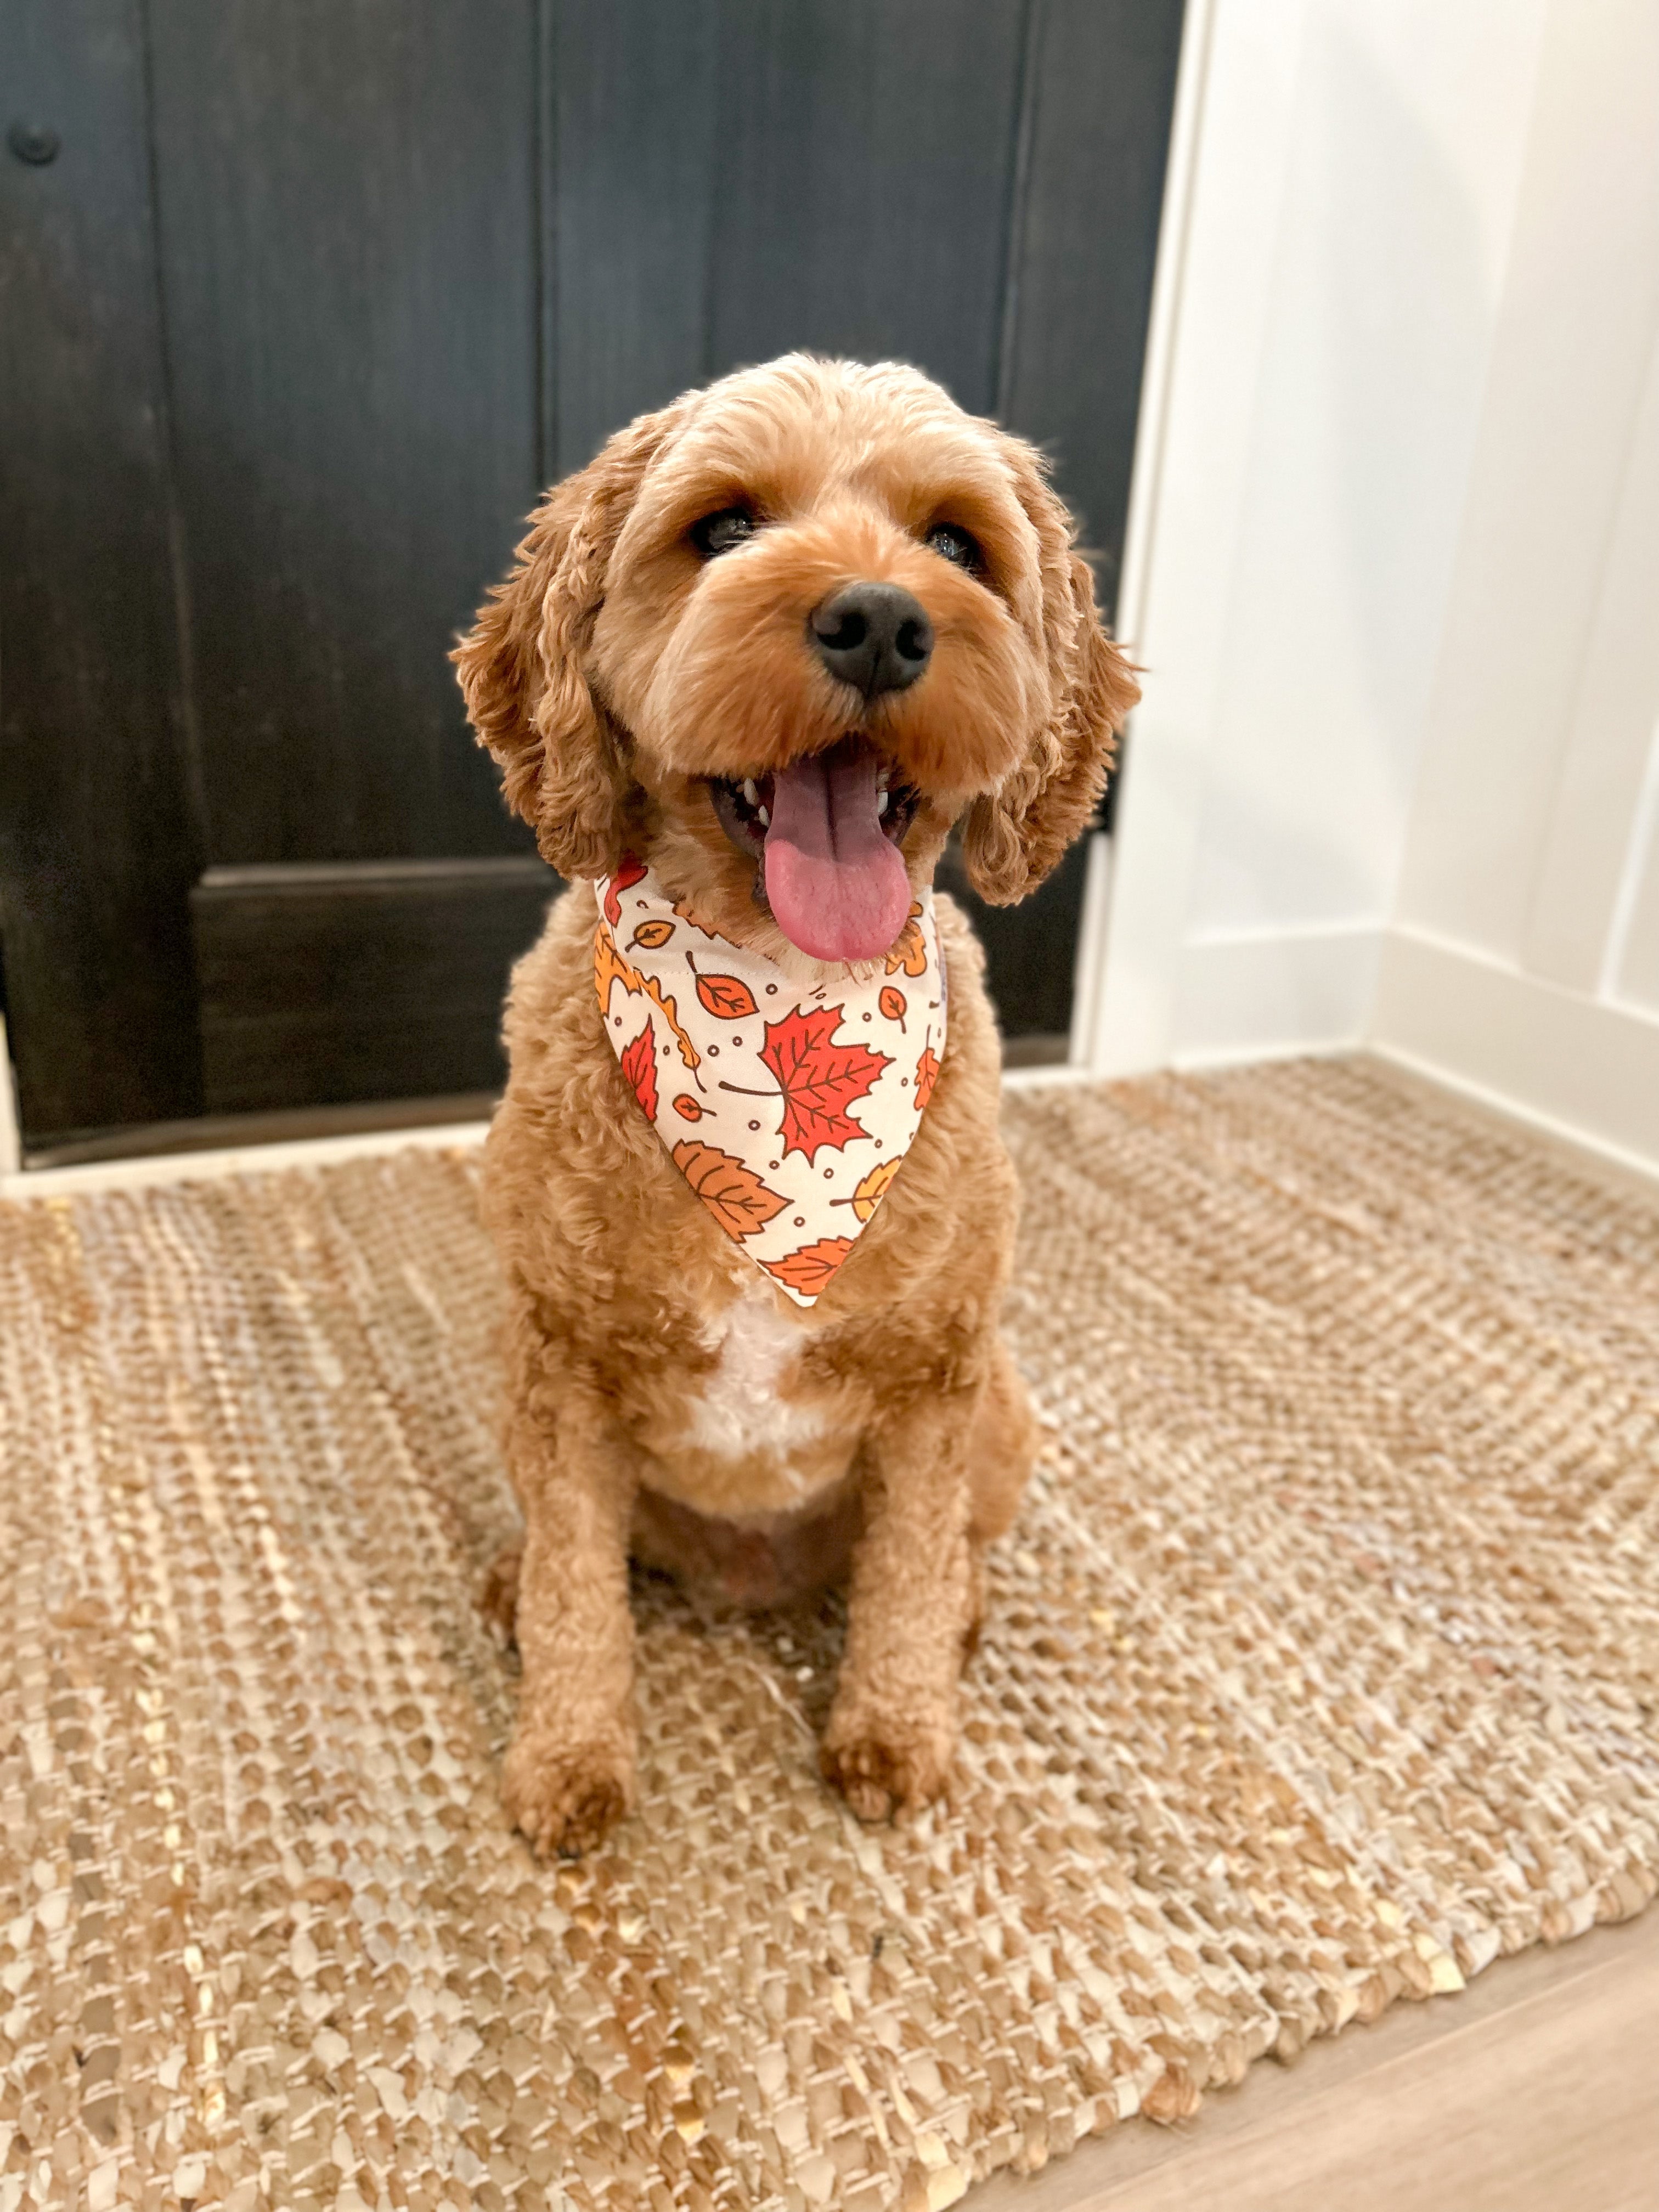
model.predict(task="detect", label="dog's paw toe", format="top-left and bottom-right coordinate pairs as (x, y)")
top-left (820, 1706), bottom-right (953, 1824)
top-left (502, 1728), bottom-right (634, 1858)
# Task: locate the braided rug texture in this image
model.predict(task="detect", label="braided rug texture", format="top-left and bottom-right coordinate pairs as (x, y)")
top-left (2, 1058), bottom-right (1656, 2212)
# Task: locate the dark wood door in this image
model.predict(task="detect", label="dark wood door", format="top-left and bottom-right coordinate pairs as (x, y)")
top-left (0, 0), bottom-right (1185, 1150)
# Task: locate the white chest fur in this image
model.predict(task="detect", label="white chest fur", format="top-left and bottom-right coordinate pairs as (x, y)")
top-left (683, 1279), bottom-right (830, 1469)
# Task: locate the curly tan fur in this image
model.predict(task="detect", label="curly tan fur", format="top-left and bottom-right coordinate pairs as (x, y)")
top-left (455, 355), bottom-right (1136, 1853)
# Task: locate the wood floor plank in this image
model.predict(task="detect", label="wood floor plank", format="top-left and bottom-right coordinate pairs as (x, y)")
top-left (969, 1912), bottom-right (1659, 2212)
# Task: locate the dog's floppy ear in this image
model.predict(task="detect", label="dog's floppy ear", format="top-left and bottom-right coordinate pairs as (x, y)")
top-left (961, 437), bottom-right (1140, 905)
top-left (454, 405), bottom-right (676, 877)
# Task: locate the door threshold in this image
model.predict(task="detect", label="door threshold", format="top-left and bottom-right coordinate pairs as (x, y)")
top-left (21, 1092), bottom-right (500, 1172)
top-left (1001, 1032), bottom-right (1070, 1069)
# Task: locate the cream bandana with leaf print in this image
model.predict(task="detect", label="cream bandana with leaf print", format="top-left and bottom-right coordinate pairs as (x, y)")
top-left (593, 858), bottom-right (946, 1306)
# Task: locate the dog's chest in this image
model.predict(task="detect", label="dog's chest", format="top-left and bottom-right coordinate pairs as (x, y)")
top-left (682, 1280), bottom-right (828, 1468)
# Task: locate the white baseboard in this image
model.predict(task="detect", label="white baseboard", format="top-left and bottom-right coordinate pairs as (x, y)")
top-left (1171, 922), bottom-right (1382, 1069)
top-left (1371, 928), bottom-right (1659, 1182)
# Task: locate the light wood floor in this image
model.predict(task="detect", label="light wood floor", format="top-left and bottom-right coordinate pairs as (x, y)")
top-left (966, 1908), bottom-right (1659, 2212)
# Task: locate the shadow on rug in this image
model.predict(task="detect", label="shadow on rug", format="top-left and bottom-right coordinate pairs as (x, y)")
top-left (1, 1058), bottom-right (1655, 2211)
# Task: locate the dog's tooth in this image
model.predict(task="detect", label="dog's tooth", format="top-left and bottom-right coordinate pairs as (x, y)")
top-left (742, 778), bottom-right (760, 808)
top-left (756, 804), bottom-right (770, 827)
top-left (877, 789), bottom-right (890, 816)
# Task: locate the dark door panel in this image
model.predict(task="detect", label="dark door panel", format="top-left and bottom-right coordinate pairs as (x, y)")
top-left (0, 0), bottom-right (1186, 1148)
top-left (145, 0), bottom-right (542, 866)
top-left (705, 0), bottom-right (1028, 415)
top-left (552, 0), bottom-right (723, 476)
top-left (0, 0), bottom-right (205, 1139)
top-left (939, 836), bottom-right (1092, 1057)
top-left (1002, 0), bottom-right (1187, 603)
top-left (191, 857), bottom-right (559, 1114)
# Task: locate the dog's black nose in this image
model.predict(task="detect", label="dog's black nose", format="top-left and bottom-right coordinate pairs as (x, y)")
top-left (809, 583), bottom-right (933, 697)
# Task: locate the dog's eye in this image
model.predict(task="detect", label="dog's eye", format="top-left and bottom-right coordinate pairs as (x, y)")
top-left (690, 507), bottom-right (757, 558)
top-left (926, 522), bottom-right (982, 573)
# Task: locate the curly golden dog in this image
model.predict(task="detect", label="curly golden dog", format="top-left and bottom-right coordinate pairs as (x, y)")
top-left (455, 354), bottom-right (1137, 1855)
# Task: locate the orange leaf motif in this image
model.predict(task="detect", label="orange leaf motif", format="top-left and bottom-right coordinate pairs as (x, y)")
top-left (594, 922), bottom-right (701, 1076)
top-left (758, 1003), bottom-right (889, 1163)
top-left (619, 1023), bottom-right (659, 1122)
top-left (914, 1041), bottom-right (941, 1112)
top-left (628, 918), bottom-right (675, 950)
top-left (764, 1237), bottom-right (855, 1297)
top-left (878, 986), bottom-right (907, 1028)
top-left (884, 902), bottom-right (927, 977)
top-left (603, 854), bottom-right (648, 928)
top-left (594, 921), bottom-right (634, 1008)
top-left (691, 964), bottom-right (758, 1020)
top-left (671, 1094), bottom-right (704, 1121)
top-left (850, 1158), bottom-right (901, 1223)
top-left (671, 1141), bottom-right (789, 1242)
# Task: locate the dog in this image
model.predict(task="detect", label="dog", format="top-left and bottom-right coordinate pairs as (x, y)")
top-left (454, 353), bottom-right (1137, 1855)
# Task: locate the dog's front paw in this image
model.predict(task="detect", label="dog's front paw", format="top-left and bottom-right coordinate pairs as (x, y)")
top-left (821, 1697), bottom-right (955, 1824)
top-left (502, 1722), bottom-right (635, 1858)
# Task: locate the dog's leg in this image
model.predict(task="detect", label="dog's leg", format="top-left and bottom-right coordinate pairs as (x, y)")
top-left (499, 1358), bottom-right (638, 1857)
top-left (967, 1334), bottom-right (1037, 1548)
top-left (958, 1339), bottom-right (1038, 1659)
top-left (821, 1385), bottom-right (980, 1822)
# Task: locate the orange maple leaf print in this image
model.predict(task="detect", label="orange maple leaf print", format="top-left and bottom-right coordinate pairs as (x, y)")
top-left (763, 1237), bottom-right (855, 1297)
top-left (619, 1022), bottom-right (659, 1122)
top-left (884, 902), bottom-right (927, 977)
top-left (752, 1003), bottom-right (889, 1163)
top-left (670, 1141), bottom-right (789, 1242)
top-left (914, 1039), bottom-right (941, 1111)
top-left (603, 853), bottom-right (648, 928)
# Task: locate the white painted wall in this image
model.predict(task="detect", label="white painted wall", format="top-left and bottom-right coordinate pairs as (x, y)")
top-left (1091, 0), bottom-right (1549, 1072)
top-left (1374, 1), bottom-right (1659, 1173)
top-left (1090, 0), bottom-right (1659, 1177)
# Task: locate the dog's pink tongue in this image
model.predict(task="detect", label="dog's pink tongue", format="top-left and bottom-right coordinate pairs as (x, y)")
top-left (763, 749), bottom-right (911, 962)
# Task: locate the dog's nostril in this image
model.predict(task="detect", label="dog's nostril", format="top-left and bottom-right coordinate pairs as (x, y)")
top-left (808, 582), bottom-right (934, 698)
top-left (815, 611), bottom-right (868, 653)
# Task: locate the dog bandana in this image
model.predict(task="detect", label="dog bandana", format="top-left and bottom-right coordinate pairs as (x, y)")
top-left (594, 857), bottom-right (946, 1305)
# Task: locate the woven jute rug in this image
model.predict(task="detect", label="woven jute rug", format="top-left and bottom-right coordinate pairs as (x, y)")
top-left (3, 1059), bottom-right (1656, 2212)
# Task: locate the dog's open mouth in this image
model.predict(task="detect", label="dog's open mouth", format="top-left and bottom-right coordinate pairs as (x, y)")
top-left (709, 737), bottom-right (921, 963)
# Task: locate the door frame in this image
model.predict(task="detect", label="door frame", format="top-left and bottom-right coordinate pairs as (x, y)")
top-left (0, 1020), bottom-right (18, 1175)
top-left (1068, 0), bottom-right (1218, 1081)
